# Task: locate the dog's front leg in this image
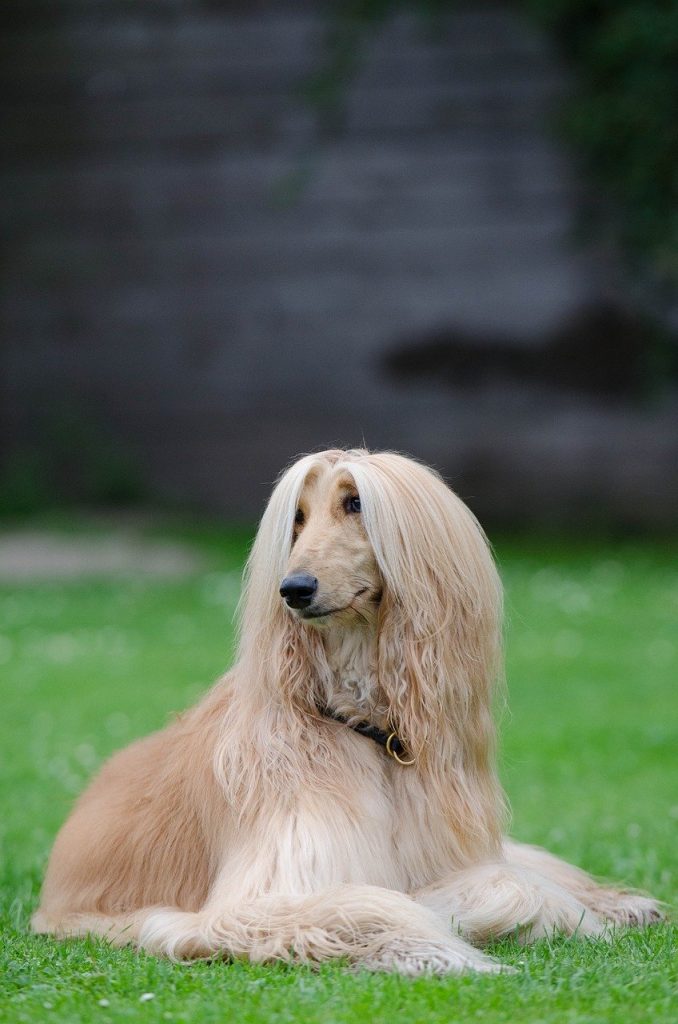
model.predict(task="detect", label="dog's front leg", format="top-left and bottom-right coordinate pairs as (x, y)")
top-left (138, 883), bottom-right (503, 974)
top-left (502, 840), bottom-right (663, 928)
top-left (137, 803), bottom-right (503, 974)
top-left (414, 860), bottom-right (606, 944)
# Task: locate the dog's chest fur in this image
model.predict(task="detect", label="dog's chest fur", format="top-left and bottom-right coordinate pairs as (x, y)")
top-left (321, 626), bottom-right (388, 725)
top-left (220, 628), bottom-right (465, 898)
top-left (294, 626), bottom-right (462, 892)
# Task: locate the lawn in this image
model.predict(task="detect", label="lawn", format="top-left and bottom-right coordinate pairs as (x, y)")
top-left (1, 527), bottom-right (676, 1023)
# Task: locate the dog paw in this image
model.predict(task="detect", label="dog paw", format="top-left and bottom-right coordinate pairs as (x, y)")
top-left (517, 903), bottom-right (606, 943)
top-left (358, 937), bottom-right (506, 976)
top-left (138, 909), bottom-right (212, 960)
top-left (599, 894), bottom-right (665, 928)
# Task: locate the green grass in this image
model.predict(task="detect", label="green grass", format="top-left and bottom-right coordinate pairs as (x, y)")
top-left (1, 530), bottom-right (676, 1023)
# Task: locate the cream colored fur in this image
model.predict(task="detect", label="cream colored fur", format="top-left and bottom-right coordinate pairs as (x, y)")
top-left (33, 449), bottom-right (662, 975)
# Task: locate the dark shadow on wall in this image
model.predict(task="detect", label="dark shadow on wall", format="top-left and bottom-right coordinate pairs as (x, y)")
top-left (382, 303), bottom-right (678, 403)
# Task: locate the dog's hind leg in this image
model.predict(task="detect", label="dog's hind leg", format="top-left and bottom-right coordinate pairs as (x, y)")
top-left (138, 885), bottom-right (504, 975)
top-left (502, 839), bottom-right (664, 928)
top-left (414, 861), bottom-right (606, 944)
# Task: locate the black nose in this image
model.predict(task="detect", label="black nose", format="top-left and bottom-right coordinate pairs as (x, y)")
top-left (279, 573), bottom-right (318, 609)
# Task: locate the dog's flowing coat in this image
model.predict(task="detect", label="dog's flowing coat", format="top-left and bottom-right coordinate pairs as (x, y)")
top-left (33, 449), bottom-right (661, 974)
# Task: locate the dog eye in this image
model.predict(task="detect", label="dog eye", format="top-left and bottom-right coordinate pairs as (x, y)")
top-left (344, 495), bottom-right (361, 514)
top-left (294, 508), bottom-right (305, 526)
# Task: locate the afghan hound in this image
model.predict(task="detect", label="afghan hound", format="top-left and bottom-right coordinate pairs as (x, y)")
top-left (33, 449), bottom-right (662, 974)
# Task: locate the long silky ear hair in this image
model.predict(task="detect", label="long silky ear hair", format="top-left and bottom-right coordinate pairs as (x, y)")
top-left (340, 452), bottom-right (506, 858)
top-left (237, 449), bottom-right (370, 709)
top-left (236, 452), bottom-right (328, 709)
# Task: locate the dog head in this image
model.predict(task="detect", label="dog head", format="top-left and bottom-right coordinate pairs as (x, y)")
top-left (239, 448), bottom-right (502, 769)
top-left (279, 458), bottom-right (382, 627)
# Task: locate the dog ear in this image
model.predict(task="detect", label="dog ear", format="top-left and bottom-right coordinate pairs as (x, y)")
top-left (377, 572), bottom-right (504, 859)
top-left (351, 453), bottom-right (506, 858)
top-left (376, 570), bottom-right (497, 763)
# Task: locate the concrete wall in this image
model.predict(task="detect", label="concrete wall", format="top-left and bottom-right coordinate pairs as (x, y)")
top-left (2, 1), bottom-right (676, 526)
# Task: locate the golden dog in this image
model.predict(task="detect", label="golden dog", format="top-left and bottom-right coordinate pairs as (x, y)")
top-left (33, 449), bottom-right (661, 974)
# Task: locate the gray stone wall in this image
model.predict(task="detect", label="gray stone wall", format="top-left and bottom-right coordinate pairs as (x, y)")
top-left (1, 2), bottom-right (676, 526)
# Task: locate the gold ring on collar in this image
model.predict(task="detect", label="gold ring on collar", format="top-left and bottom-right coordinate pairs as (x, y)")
top-left (385, 732), bottom-right (415, 766)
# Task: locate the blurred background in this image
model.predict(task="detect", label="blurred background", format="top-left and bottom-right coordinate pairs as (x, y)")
top-left (2, 8), bottom-right (677, 990)
top-left (1, 0), bottom-right (677, 530)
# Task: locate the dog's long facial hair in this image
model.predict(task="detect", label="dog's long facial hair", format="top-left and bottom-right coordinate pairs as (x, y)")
top-left (33, 449), bottom-right (662, 975)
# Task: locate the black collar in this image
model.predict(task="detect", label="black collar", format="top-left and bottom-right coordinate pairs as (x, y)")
top-left (319, 706), bottom-right (415, 765)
